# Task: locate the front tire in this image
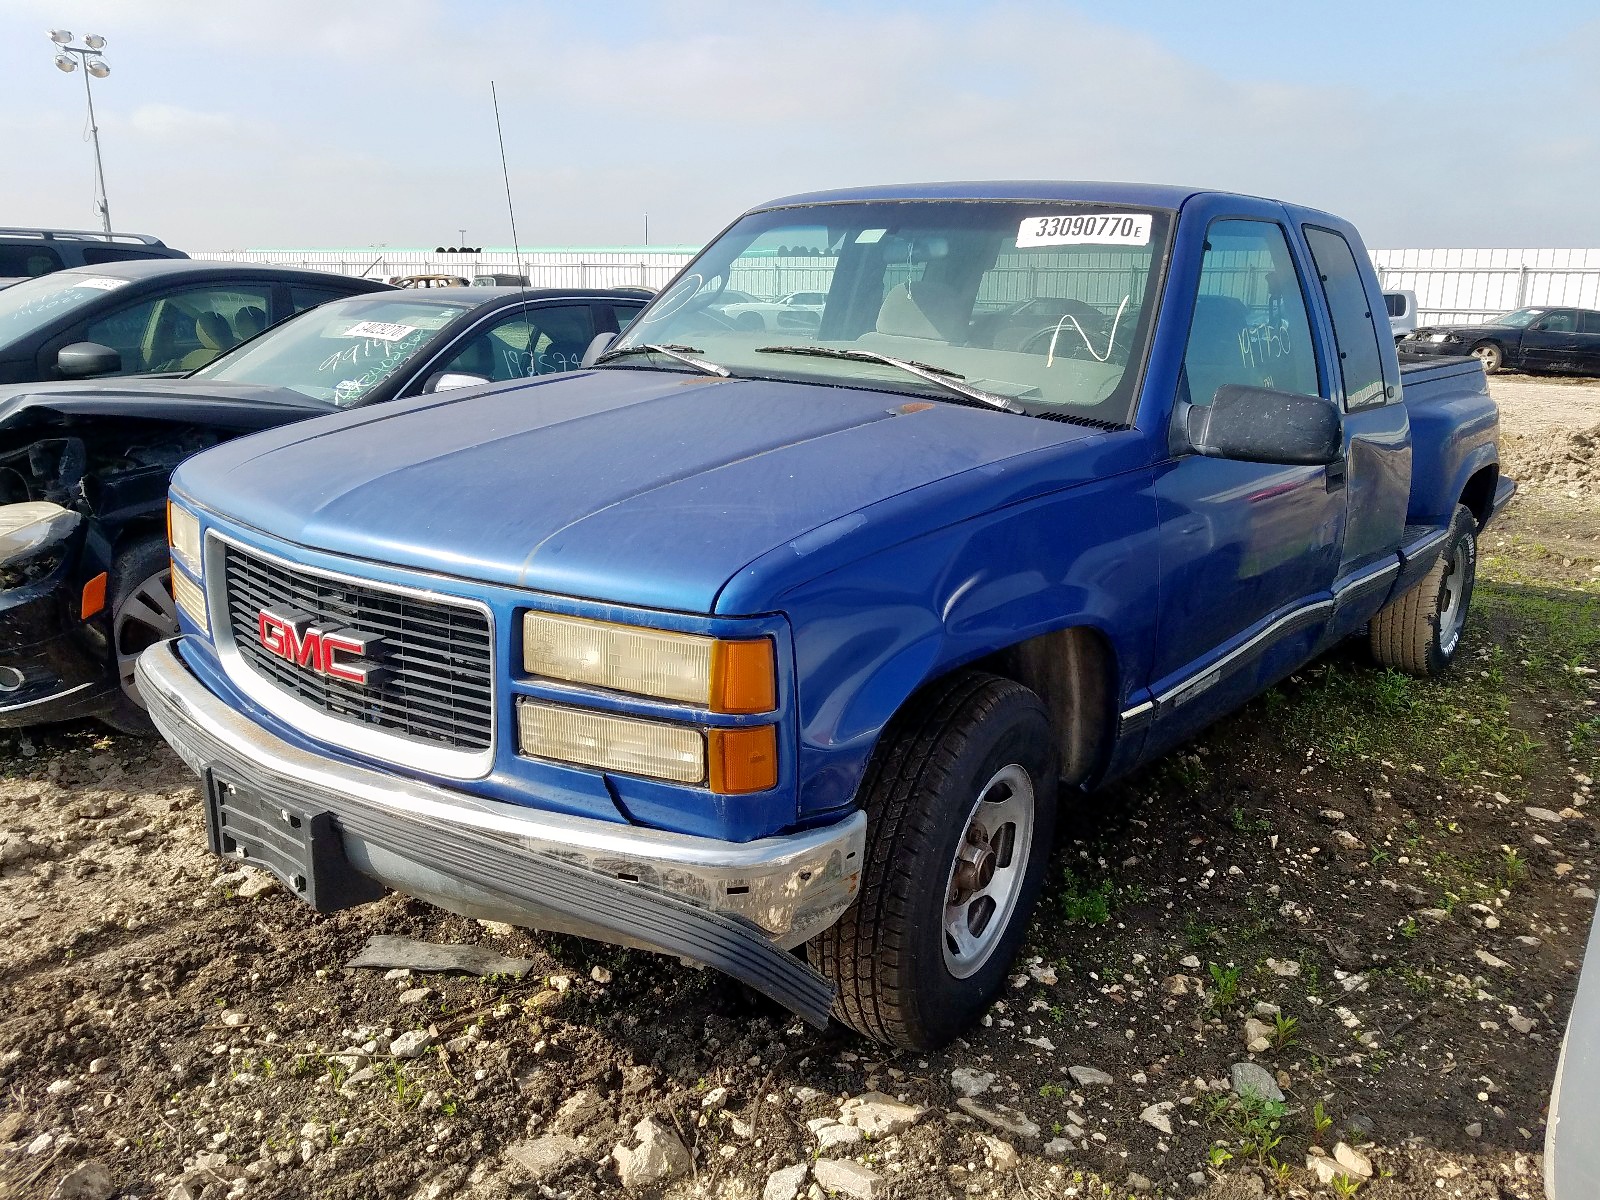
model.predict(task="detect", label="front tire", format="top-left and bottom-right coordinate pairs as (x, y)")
top-left (1471, 341), bottom-right (1504, 373)
top-left (810, 672), bottom-right (1057, 1049)
top-left (1369, 504), bottom-right (1478, 677)
top-left (101, 536), bottom-right (180, 735)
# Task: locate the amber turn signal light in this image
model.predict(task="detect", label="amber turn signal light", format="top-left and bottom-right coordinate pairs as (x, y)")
top-left (707, 725), bottom-right (778, 794)
top-left (709, 638), bottom-right (777, 714)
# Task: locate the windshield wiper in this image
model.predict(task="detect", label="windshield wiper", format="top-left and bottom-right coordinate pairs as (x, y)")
top-left (753, 345), bottom-right (1024, 414)
top-left (594, 343), bottom-right (730, 377)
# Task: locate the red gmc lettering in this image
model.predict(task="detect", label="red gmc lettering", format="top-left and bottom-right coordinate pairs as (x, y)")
top-left (256, 608), bottom-right (382, 684)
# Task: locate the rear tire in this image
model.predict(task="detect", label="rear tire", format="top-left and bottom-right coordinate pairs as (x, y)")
top-left (810, 672), bottom-right (1057, 1049)
top-left (1470, 341), bottom-right (1504, 373)
top-left (100, 536), bottom-right (179, 736)
top-left (1369, 504), bottom-right (1477, 678)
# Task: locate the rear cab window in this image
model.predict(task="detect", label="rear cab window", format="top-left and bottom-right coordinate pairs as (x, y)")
top-left (1303, 226), bottom-right (1391, 410)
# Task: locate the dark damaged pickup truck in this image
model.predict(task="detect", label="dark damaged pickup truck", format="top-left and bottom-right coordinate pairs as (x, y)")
top-left (139, 183), bottom-right (1514, 1048)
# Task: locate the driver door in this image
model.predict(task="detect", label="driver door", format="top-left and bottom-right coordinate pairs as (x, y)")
top-left (1146, 215), bottom-right (1344, 751)
top-left (1519, 309), bottom-right (1581, 371)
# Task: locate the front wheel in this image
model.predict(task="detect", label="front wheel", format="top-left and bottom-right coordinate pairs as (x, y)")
top-left (101, 536), bottom-right (180, 735)
top-left (810, 672), bottom-right (1057, 1049)
top-left (1369, 504), bottom-right (1478, 677)
top-left (1471, 341), bottom-right (1504, 373)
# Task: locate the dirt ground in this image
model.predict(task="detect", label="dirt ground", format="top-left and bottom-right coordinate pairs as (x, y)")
top-left (1, 375), bottom-right (1597, 1200)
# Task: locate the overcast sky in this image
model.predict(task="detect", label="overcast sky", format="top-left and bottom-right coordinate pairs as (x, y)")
top-left (2, 1), bottom-right (1596, 252)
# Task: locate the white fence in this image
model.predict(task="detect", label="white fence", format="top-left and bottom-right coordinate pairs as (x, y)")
top-left (195, 246), bottom-right (1600, 327)
top-left (191, 247), bottom-right (697, 291)
top-left (1371, 248), bottom-right (1600, 325)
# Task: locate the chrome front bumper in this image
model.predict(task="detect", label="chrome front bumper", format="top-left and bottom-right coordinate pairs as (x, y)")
top-left (136, 638), bottom-right (864, 1024)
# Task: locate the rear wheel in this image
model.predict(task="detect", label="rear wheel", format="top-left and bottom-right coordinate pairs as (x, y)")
top-left (1370, 504), bottom-right (1477, 677)
top-left (101, 537), bottom-right (179, 735)
top-left (1470, 341), bottom-right (1504, 373)
top-left (810, 672), bottom-right (1057, 1049)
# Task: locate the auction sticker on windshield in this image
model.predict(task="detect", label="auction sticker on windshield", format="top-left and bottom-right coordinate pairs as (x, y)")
top-left (1017, 213), bottom-right (1151, 248)
top-left (72, 277), bottom-right (130, 292)
top-left (340, 320), bottom-right (419, 342)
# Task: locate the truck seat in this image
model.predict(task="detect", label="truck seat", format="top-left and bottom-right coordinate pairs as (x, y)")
top-left (875, 281), bottom-right (969, 343)
top-left (1184, 295), bottom-right (1249, 407)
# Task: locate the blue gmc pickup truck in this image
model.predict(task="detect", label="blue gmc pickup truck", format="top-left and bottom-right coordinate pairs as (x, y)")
top-left (138, 183), bottom-right (1514, 1048)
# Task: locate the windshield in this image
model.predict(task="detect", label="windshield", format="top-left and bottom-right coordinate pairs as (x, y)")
top-left (190, 295), bottom-right (472, 404)
top-left (0, 271), bottom-right (133, 350)
top-left (607, 200), bottom-right (1175, 422)
top-left (1491, 308), bottom-right (1545, 328)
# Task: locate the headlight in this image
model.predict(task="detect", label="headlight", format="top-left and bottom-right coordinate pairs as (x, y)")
top-left (518, 700), bottom-right (705, 783)
top-left (515, 700), bottom-right (778, 793)
top-left (0, 502), bottom-right (79, 591)
top-left (168, 501), bottom-right (202, 576)
top-left (1428, 332), bottom-right (1451, 343)
top-left (522, 612), bottom-right (776, 713)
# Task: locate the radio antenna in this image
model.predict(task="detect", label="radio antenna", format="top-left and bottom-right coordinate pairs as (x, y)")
top-left (490, 81), bottom-right (534, 324)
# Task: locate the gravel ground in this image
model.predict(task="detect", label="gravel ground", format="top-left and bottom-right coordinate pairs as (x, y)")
top-left (0, 374), bottom-right (1596, 1200)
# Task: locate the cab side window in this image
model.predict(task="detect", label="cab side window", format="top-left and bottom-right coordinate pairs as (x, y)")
top-left (434, 304), bottom-right (597, 383)
top-left (1535, 310), bottom-right (1577, 333)
top-left (85, 284), bottom-right (273, 373)
top-left (1304, 226), bottom-right (1389, 410)
top-left (1184, 220), bottom-right (1320, 407)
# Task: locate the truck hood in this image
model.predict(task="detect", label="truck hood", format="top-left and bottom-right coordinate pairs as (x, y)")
top-left (0, 377), bottom-right (331, 434)
top-left (176, 369), bottom-right (1099, 613)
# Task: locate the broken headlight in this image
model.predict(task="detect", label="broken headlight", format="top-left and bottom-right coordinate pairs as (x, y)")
top-left (0, 502), bottom-right (80, 592)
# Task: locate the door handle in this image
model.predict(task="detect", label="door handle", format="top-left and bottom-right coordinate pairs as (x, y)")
top-left (1325, 458), bottom-right (1347, 492)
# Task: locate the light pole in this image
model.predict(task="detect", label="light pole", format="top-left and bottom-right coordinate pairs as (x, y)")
top-left (49, 30), bottom-right (113, 236)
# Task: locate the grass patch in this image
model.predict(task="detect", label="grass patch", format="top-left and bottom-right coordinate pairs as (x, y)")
top-left (1269, 659), bottom-right (1537, 782)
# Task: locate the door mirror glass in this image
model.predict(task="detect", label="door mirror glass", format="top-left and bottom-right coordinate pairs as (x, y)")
top-left (55, 340), bottom-right (122, 377)
top-left (423, 371), bottom-right (489, 394)
top-left (1187, 383), bottom-right (1343, 466)
top-left (580, 332), bottom-right (616, 367)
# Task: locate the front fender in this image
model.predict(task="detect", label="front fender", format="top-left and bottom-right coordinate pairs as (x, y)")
top-left (762, 466), bottom-right (1162, 818)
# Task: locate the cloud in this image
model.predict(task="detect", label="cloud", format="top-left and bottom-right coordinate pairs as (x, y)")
top-left (125, 102), bottom-right (240, 140)
top-left (0, 1), bottom-right (1593, 249)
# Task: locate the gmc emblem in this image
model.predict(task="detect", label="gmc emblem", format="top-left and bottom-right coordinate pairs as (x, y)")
top-left (257, 606), bottom-right (388, 685)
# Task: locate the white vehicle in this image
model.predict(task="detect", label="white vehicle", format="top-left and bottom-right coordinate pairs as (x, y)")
top-left (1383, 289), bottom-right (1418, 342)
top-left (717, 290), bottom-right (827, 333)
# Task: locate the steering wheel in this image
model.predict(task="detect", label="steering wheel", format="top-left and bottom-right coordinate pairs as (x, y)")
top-left (1016, 318), bottom-right (1110, 363)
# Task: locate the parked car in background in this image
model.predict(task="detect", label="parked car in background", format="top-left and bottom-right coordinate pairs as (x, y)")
top-left (717, 289), bottom-right (827, 332)
top-left (1546, 905), bottom-right (1600, 1200)
top-left (1382, 289), bottom-right (1417, 341)
top-left (142, 182), bottom-right (1512, 1047)
top-left (0, 285), bottom-right (648, 733)
top-left (473, 272), bottom-right (528, 287)
top-left (0, 261), bottom-right (391, 386)
top-left (1400, 305), bottom-right (1600, 374)
top-left (391, 274), bottom-right (470, 288)
top-left (0, 227), bottom-right (187, 290)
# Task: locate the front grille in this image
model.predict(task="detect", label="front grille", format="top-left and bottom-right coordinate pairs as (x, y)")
top-left (221, 544), bottom-right (493, 751)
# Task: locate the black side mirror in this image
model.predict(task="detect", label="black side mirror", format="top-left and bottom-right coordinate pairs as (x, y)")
top-left (580, 332), bottom-right (616, 368)
top-left (56, 341), bottom-right (122, 378)
top-left (1187, 384), bottom-right (1343, 466)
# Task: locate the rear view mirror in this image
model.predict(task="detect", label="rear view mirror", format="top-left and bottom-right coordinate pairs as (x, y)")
top-left (423, 371), bottom-right (489, 394)
top-left (56, 341), bottom-right (121, 378)
top-left (1187, 384), bottom-right (1343, 466)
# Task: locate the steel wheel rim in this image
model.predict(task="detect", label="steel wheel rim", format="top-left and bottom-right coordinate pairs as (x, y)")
top-left (115, 568), bottom-right (178, 707)
top-left (941, 762), bottom-right (1035, 980)
top-left (1438, 543), bottom-right (1470, 655)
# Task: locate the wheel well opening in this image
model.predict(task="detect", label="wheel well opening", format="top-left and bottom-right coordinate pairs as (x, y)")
top-left (1460, 465), bottom-right (1498, 528)
top-left (972, 626), bottom-right (1117, 787)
